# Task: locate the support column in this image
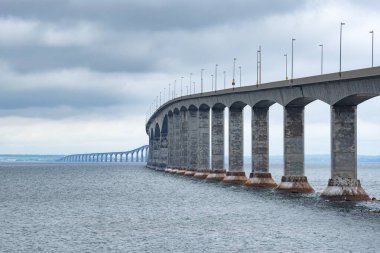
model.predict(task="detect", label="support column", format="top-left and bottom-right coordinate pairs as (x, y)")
top-left (246, 107), bottom-right (277, 188)
top-left (194, 106), bottom-right (210, 179)
top-left (277, 106), bottom-right (314, 192)
top-left (160, 130), bottom-right (168, 170)
top-left (165, 114), bottom-right (174, 172)
top-left (321, 105), bottom-right (369, 200)
top-left (171, 111), bottom-right (181, 173)
top-left (176, 109), bottom-right (188, 175)
top-left (184, 107), bottom-right (198, 176)
top-left (224, 106), bottom-right (247, 184)
top-left (207, 106), bottom-right (226, 181)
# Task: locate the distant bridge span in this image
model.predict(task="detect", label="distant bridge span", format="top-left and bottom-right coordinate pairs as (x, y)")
top-left (145, 67), bottom-right (380, 201)
top-left (58, 145), bottom-right (149, 163)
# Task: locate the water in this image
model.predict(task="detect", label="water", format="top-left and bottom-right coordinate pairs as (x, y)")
top-left (1, 162), bottom-right (380, 252)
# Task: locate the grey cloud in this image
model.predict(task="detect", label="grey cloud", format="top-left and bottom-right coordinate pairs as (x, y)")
top-left (1, 0), bottom-right (304, 31)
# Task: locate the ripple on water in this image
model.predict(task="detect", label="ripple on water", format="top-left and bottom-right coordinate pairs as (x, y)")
top-left (0, 163), bottom-right (380, 252)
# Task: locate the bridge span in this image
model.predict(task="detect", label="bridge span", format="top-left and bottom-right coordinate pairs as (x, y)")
top-left (146, 67), bottom-right (380, 201)
top-left (58, 145), bottom-right (149, 163)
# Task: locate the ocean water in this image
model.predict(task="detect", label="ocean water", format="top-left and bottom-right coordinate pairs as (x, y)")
top-left (1, 162), bottom-right (380, 252)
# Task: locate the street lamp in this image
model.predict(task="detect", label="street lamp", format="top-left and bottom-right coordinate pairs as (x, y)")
top-left (232, 58), bottom-right (236, 89)
top-left (193, 82), bottom-right (195, 94)
top-left (215, 64), bottom-right (218, 92)
top-left (189, 73), bottom-right (193, 95)
top-left (291, 38), bottom-right (295, 82)
top-left (284, 54), bottom-right (288, 80)
top-left (159, 91), bottom-right (161, 106)
top-left (339, 22), bottom-right (345, 76)
top-left (370, 30), bottom-right (374, 67)
top-left (239, 66), bottom-right (242, 87)
top-left (174, 80), bottom-right (176, 98)
top-left (181, 76), bottom-right (184, 97)
top-left (319, 44), bottom-right (323, 75)
top-left (168, 83), bottom-right (171, 100)
top-left (223, 71), bottom-right (226, 89)
top-left (201, 68), bottom-right (204, 94)
top-left (163, 88), bottom-right (166, 102)
top-left (211, 74), bottom-right (214, 91)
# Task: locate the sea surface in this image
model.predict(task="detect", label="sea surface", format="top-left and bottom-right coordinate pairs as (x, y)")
top-left (1, 162), bottom-right (380, 252)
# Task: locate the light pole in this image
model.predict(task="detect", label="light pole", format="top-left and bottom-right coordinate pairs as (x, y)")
top-left (168, 83), bottom-right (171, 100)
top-left (370, 30), bottom-right (374, 67)
top-left (201, 68), bottom-right (204, 94)
top-left (339, 22), bottom-right (345, 76)
top-left (189, 73), bottom-right (192, 95)
top-left (291, 38), bottom-right (295, 82)
top-left (180, 76), bottom-right (184, 97)
top-left (284, 54), bottom-right (288, 80)
top-left (215, 64), bottom-right (218, 92)
top-left (239, 66), bottom-right (242, 87)
top-left (186, 85), bottom-right (188, 95)
top-left (193, 82), bottom-right (195, 94)
top-left (232, 58), bottom-right (236, 89)
top-left (319, 44), bottom-right (324, 75)
top-left (174, 80), bottom-right (176, 98)
top-left (159, 92), bottom-right (161, 106)
top-left (163, 88), bottom-right (165, 102)
top-left (211, 74), bottom-right (214, 91)
top-left (223, 71), bottom-right (226, 89)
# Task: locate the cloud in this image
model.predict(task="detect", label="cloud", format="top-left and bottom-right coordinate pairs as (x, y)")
top-left (0, 0), bottom-right (380, 154)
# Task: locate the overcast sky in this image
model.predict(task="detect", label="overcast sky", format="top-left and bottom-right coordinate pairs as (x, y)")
top-left (0, 0), bottom-right (380, 155)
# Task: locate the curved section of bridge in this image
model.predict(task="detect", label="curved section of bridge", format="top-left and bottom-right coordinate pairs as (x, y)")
top-left (146, 67), bottom-right (380, 201)
top-left (58, 145), bottom-right (149, 163)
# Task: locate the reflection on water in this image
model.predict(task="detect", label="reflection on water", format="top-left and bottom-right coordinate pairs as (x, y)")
top-left (0, 163), bottom-right (379, 252)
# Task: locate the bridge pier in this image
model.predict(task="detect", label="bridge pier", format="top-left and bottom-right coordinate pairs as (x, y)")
top-left (194, 106), bottom-right (210, 179)
top-left (207, 106), bottom-right (226, 181)
top-left (277, 106), bottom-right (314, 193)
top-left (165, 113), bottom-right (174, 172)
top-left (246, 107), bottom-right (277, 188)
top-left (184, 106), bottom-right (198, 176)
top-left (224, 106), bottom-right (247, 184)
top-left (171, 110), bottom-right (181, 173)
top-left (321, 105), bottom-right (369, 201)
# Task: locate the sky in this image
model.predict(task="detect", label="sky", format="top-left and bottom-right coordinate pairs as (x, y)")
top-left (0, 0), bottom-right (380, 155)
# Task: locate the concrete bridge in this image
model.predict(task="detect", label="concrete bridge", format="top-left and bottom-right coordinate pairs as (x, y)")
top-left (59, 145), bottom-right (149, 163)
top-left (145, 67), bottom-right (380, 201)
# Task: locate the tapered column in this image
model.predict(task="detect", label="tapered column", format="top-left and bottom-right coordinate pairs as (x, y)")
top-left (277, 106), bottom-right (313, 192)
top-left (224, 106), bottom-right (247, 184)
top-left (176, 109), bottom-right (188, 175)
top-left (165, 114), bottom-right (174, 172)
top-left (207, 106), bottom-right (226, 181)
top-left (194, 106), bottom-right (210, 179)
top-left (246, 107), bottom-right (277, 188)
top-left (321, 105), bottom-right (369, 200)
top-left (160, 130), bottom-right (168, 170)
top-left (184, 107), bottom-right (198, 176)
top-left (172, 111), bottom-right (181, 173)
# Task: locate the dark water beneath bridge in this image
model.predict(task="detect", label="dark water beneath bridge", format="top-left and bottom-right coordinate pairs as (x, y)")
top-left (1, 162), bottom-right (380, 252)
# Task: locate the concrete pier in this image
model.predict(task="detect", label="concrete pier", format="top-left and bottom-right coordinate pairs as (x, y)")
top-left (173, 110), bottom-right (181, 170)
top-left (207, 105), bottom-right (226, 181)
top-left (321, 105), bottom-right (369, 200)
top-left (277, 106), bottom-right (314, 193)
top-left (194, 106), bottom-right (210, 179)
top-left (185, 106), bottom-right (199, 177)
top-left (180, 108), bottom-right (189, 172)
top-left (223, 105), bottom-right (247, 184)
top-left (246, 106), bottom-right (277, 188)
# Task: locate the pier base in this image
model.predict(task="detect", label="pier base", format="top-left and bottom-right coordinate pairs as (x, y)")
top-left (276, 176), bottom-right (314, 193)
top-left (245, 172), bottom-right (277, 188)
top-left (176, 168), bottom-right (186, 175)
top-left (205, 169), bottom-right (226, 182)
top-left (193, 169), bottom-right (210, 179)
top-left (321, 177), bottom-right (370, 201)
top-left (184, 169), bottom-right (196, 177)
top-left (169, 168), bottom-right (179, 174)
top-left (223, 171), bottom-right (247, 185)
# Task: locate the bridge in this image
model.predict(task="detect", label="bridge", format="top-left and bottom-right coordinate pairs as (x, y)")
top-left (145, 67), bottom-right (380, 201)
top-left (58, 145), bottom-right (149, 163)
